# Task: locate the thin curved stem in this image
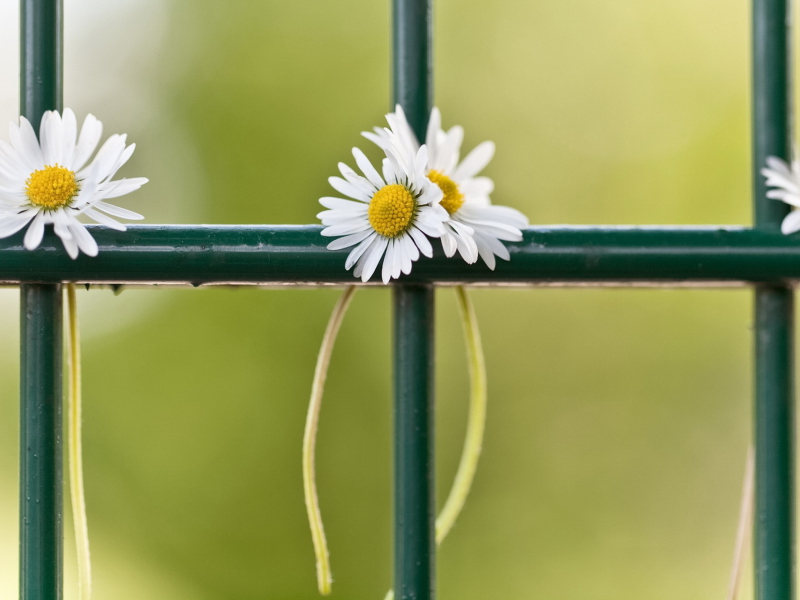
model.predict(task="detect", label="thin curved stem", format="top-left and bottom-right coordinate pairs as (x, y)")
top-left (436, 286), bottom-right (487, 544)
top-left (66, 284), bottom-right (91, 600)
top-left (727, 445), bottom-right (754, 600)
top-left (384, 286), bottom-right (487, 600)
top-left (303, 285), bottom-right (357, 596)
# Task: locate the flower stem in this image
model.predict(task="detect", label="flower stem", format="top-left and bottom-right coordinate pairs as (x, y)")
top-left (384, 286), bottom-right (487, 600)
top-left (727, 445), bottom-right (754, 600)
top-left (66, 284), bottom-right (91, 600)
top-left (436, 286), bottom-right (487, 544)
top-left (303, 285), bottom-right (357, 596)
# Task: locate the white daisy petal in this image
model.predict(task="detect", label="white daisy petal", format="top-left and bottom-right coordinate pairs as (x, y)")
top-left (408, 226), bottom-right (433, 258)
top-left (71, 113), bottom-right (103, 172)
top-left (326, 228), bottom-right (373, 251)
top-left (473, 233), bottom-right (497, 270)
top-left (93, 201), bottom-right (145, 221)
top-left (441, 229), bottom-right (457, 257)
top-left (478, 231), bottom-right (511, 262)
top-left (321, 221), bottom-right (372, 237)
top-left (317, 210), bottom-right (369, 225)
top-left (381, 157), bottom-right (396, 183)
top-left (11, 117), bottom-right (44, 171)
top-left (449, 221), bottom-right (479, 264)
top-left (60, 229), bottom-right (80, 259)
top-left (100, 177), bottom-right (148, 200)
top-left (393, 238), bottom-right (404, 280)
top-left (61, 108), bottom-right (78, 168)
top-left (319, 197), bottom-right (369, 211)
top-left (437, 125), bottom-right (464, 174)
top-left (328, 176), bottom-right (371, 202)
top-left (767, 156), bottom-right (793, 177)
top-left (104, 143), bottom-right (136, 183)
top-left (360, 236), bottom-right (388, 282)
top-left (352, 148), bottom-right (385, 189)
top-left (0, 140), bottom-right (31, 181)
top-left (68, 220), bottom-right (99, 257)
top-left (79, 134), bottom-right (126, 181)
top-left (0, 210), bottom-right (35, 238)
top-left (40, 111), bottom-right (63, 165)
top-left (23, 211), bottom-right (46, 250)
top-left (460, 176), bottom-right (495, 200)
top-left (51, 209), bottom-right (73, 240)
top-left (453, 141), bottom-right (495, 181)
top-left (425, 107), bottom-right (441, 161)
top-left (402, 232), bottom-right (419, 263)
top-left (382, 239), bottom-right (395, 284)
top-left (346, 232), bottom-right (378, 270)
top-left (781, 210), bottom-right (800, 235)
top-left (83, 207), bottom-right (127, 231)
top-left (338, 162), bottom-right (377, 195)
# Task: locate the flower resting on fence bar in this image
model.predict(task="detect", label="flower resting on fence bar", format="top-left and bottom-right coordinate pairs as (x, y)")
top-left (365, 106), bottom-right (529, 269)
top-left (762, 154), bottom-right (800, 234)
top-left (0, 109), bottom-right (147, 258)
top-left (318, 134), bottom-right (448, 283)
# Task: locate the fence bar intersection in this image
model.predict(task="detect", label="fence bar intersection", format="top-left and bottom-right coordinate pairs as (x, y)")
top-left (392, 1), bottom-right (436, 599)
top-left (19, 1), bottom-right (63, 600)
top-left (753, 0), bottom-right (795, 598)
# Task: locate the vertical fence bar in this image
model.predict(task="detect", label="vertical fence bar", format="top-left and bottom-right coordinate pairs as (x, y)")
top-left (752, 0), bottom-right (794, 599)
top-left (392, 1), bottom-right (434, 599)
top-left (19, 2), bottom-right (63, 600)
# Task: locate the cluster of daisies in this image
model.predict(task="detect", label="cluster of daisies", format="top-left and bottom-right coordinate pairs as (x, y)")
top-left (0, 108), bottom-right (147, 258)
top-left (318, 106), bottom-right (529, 283)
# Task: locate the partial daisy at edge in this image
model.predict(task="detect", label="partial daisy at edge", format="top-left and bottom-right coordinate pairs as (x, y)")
top-left (762, 154), bottom-right (800, 235)
top-left (0, 108), bottom-right (148, 258)
top-left (318, 129), bottom-right (448, 284)
top-left (364, 105), bottom-right (529, 270)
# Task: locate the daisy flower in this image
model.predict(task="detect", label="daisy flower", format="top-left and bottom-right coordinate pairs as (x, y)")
top-left (0, 108), bottom-right (147, 258)
top-left (318, 132), bottom-right (448, 284)
top-left (365, 106), bottom-right (529, 269)
top-left (762, 154), bottom-right (800, 234)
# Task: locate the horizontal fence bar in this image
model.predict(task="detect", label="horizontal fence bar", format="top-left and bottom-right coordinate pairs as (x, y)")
top-left (3, 225), bottom-right (800, 285)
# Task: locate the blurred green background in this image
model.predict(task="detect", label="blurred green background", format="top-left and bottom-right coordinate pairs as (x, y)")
top-left (0, 0), bottom-right (788, 597)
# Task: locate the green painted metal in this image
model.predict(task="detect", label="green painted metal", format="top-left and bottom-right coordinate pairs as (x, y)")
top-left (753, 0), bottom-right (795, 598)
top-left (5, 226), bottom-right (800, 285)
top-left (20, 1), bottom-right (63, 600)
top-left (755, 288), bottom-right (794, 600)
top-left (21, 0), bottom-right (62, 125)
top-left (393, 284), bottom-right (435, 600)
top-left (392, 0), bottom-right (431, 142)
top-left (19, 285), bottom-right (63, 600)
top-left (393, 1), bottom-right (435, 599)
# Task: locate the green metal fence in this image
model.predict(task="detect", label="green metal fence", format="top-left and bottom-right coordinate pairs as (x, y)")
top-left (10, 0), bottom-right (798, 598)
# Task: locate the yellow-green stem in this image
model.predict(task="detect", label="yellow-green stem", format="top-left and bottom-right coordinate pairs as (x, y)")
top-left (303, 286), bottom-right (357, 595)
top-left (66, 284), bottom-right (91, 600)
top-left (384, 286), bottom-right (487, 600)
top-left (727, 446), bottom-right (754, 600)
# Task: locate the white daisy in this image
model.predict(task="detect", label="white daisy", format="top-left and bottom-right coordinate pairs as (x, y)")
top-left (762, 154), bottom-right (800, 234)
top-left (0, 108), bottom-right (148, 258)
top-left (365, 106), bottom-right (529, 270)
top-left (318, 132), bottom-right (448, 284)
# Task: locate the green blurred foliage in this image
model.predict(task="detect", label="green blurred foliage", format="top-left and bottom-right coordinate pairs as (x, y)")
top-left (2, 0), bottom-right (794, 597)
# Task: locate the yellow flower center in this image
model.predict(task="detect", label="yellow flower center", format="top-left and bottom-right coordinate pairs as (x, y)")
top-left (428, 170), bottom-right (464, 215)
top-left (25, 164), bottom-right (79, 210)
top-left (368, 183), bottom-right (416, 238)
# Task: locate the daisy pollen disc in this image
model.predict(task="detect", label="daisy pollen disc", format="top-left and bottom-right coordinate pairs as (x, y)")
top-left (25, 164), bottom-right (79, 210)
top-left (428, 170), bottom-right (464, 215)
top-left (368, 183), bottom-right (417, 237)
